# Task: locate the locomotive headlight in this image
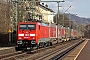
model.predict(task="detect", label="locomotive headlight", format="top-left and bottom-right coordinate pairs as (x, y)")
top-left (30, 34), bottom-right (35, 36)
top-left (17, 40), bottom-right (22, 44)
top-left (18, 34), bottom-right (24, 36)
top-left (31, 40), bottom-right (36, 44)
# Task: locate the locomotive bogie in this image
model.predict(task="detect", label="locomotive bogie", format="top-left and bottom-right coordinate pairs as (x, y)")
top-left (17, 40), bottom-right (37, 49)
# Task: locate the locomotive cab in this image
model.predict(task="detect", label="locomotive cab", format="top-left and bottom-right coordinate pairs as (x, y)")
top-left (17, 22), bottom-right (38, 49)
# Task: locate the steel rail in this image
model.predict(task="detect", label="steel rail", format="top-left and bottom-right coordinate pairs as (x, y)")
top-left (36, 40), bottom-right (84, 60)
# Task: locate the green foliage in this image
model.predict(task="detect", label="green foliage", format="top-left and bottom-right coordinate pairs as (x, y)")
top-left (84, 24), bottom-right (90, 38)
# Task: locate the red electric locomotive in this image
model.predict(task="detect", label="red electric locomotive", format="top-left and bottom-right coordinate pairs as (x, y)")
top-left (17, 22), bottom-right (52, 49)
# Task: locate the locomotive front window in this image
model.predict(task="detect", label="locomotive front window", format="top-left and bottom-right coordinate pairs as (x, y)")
top-left (19, 24), bottom-right (36, 30)
top-left (27, 24), bottom-right (36, 30)
top-left (20, 24), bottom-right (27, 30)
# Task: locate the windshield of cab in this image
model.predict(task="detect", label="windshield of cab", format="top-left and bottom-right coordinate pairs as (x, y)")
top-left (19, 24), bottom-right (36, 30)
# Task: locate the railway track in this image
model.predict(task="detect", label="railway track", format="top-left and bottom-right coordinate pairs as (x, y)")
top-left (36, 40), bottom-right (84, 60)
top-left (50, 40), bottom-right (84, 60)
top-left (0, 39), bottom-right (83, 60)
top-left (0, 51), bottom-right (24, 60)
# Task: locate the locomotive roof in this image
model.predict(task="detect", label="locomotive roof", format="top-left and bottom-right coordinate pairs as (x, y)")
top-left (19, 21), bottom-right (44, 23)
top-left (18, 22), bottom-right (49, 26)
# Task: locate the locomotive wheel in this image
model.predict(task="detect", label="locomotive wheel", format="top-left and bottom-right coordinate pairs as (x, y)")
top-left (47, 42), bottom-right (50, 46)
top-left (39, 42), bottom-right (45, 48)
top-left (15, 47), bottom-right (21, 51)
top-left (36, 45), bottom-right (40, 49)
top-left (50, 42), bottom-right (52, 46)
top-left (45, 42), bottom-right (48, 47)
top-left (42, 42), bottom-right (45, 47)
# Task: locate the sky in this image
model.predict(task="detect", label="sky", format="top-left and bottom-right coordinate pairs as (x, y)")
top-left (41, 0), bottom-right (90, 18)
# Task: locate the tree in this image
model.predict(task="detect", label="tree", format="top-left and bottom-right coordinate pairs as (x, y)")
top-left (53, 13), bottom-right (74, 28)
top-left (0, 0), bottom-right (10, 34)
top-left (84, 24), bottom-right (90, 38)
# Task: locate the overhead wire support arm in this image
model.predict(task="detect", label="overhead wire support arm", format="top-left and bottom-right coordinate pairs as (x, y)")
top-left (64, 6), bottom-right (71, 13)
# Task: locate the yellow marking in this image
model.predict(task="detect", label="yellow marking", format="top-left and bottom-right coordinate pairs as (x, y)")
top-left (74, 40), bottom-right (88, 60)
